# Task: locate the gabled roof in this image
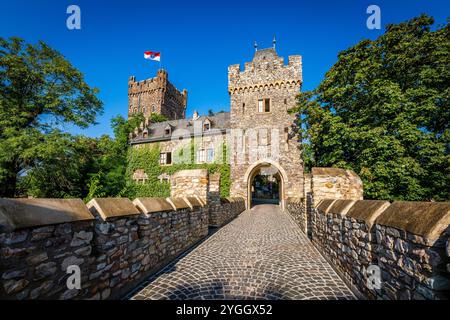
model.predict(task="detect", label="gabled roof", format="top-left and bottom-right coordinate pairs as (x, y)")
top-left (131, 112), bottom-right (230, 144)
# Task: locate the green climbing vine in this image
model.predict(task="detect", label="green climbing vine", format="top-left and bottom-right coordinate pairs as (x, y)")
top-left (123, 141), bottom-right (230, 199)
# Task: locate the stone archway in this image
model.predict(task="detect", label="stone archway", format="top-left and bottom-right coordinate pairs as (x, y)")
top-left (244, 159), bottom-right (288, 210)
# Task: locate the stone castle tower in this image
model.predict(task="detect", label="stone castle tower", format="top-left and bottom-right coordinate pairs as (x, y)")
top-left (128, 69), bottom-right (187, 120)
top-left (228, 45), bottom-right (304, 208)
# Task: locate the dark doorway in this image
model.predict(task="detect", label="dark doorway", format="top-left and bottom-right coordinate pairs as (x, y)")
top-left (251, 170), bottom-right (281, 207)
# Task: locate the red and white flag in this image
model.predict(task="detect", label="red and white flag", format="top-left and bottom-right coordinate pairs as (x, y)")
top-left (144, 51), bottom-right (161, 61)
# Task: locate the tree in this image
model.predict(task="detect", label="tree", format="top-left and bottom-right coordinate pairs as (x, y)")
top-left (294, 15), bottom-right (449, 201)
top-left (148, 113), bottom-right (168, 123)
top-left (83, 113), bottom-right (145, 201)
top-left (0, 37), bottom-right (103, 197)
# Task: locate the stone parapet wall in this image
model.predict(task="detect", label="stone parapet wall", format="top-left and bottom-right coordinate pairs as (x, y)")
top-left (0, 196), bottom-right (224, 300)
top-left (171, 169), bottom-right (209, 203)
top-left (208, 198), bottom-right (246, 228)
top-left (286, 198), bottom-right (305, 232)
top-left (286, 198), bottom-right (450, 300)
top-left (310, 168), bottom-right (363, 203)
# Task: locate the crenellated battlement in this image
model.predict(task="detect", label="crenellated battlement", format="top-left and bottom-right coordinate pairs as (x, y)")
top-left (228, 48), bottom-right (302, 93)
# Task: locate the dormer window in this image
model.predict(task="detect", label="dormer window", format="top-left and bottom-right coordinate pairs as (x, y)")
top-left (203, 119), bottom-right (211, 132)
top-left (164, 125), bottom-right (172, 136)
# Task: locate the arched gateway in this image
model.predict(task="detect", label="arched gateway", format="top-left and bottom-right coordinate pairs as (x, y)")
top-left (228, 45), bottom-right (304, 208)
top-left (244, 160), bottom-right (288, 209)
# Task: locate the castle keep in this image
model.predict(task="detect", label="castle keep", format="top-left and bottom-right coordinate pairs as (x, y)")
top-left (128, 69), bottom-right (187, 121)
top-left (130, 45), bottom-right (304, 209)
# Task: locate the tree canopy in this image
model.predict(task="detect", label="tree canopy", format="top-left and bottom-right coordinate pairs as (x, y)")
top-left (294, 15), bottom-right (449, 201)
top-left (0, 37), bottom-right (103, 197)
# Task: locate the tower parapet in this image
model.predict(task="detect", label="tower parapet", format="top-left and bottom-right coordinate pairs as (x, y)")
top-left (228, 48), bottom-right (302, 94)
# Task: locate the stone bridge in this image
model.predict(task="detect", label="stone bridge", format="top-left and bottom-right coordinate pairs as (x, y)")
top-left (0, 168), bottom-right (449, 300)
top-left (130, 204), bottom-right (354, 300)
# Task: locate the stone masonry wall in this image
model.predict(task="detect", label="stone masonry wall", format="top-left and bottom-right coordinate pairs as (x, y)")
top-left (208, 198), bottom-right (246, 228)
top-left (286, 198), bottom-right (450, 300)
top-left (286, 198), bottom-right (306, 233)
top-left (171, 169), bottom-right (209, 203)
top-left (0, 195), bottom-right (245, 300)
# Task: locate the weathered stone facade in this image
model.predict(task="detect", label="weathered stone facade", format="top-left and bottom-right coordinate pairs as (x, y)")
top-left (228, 48), bottom-right (304, 208)
top-left (128, 69), bottom-right (187, 121)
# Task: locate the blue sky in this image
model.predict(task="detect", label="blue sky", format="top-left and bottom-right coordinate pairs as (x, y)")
top-left (1, 0), bottom-right (449, 138)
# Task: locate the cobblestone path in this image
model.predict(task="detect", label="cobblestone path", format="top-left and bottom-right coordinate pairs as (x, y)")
top-left (130, 205), bottom-right (355, 300)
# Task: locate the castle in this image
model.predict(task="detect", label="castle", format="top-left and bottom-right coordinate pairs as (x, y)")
top-left (129, 43), bottom-right (304, 209)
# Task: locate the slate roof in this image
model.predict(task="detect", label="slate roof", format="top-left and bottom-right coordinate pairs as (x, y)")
top-left (131, 112), bottom-right (230, 144)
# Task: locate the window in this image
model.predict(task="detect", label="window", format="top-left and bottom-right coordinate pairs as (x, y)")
top-left (258, 98), bottom-right (270, 113)
top-left (207, 148), bottom-right (214, 163)
top-left (152, 105), bottom-right (156, 113)
top-left (196, 149), bottom-right (206, 163)
top-left (203, 121), bottom-right (211, 131)
top-left (284, 98), bottom-right (287, 105)
top-left (164, 125), bottom-right (171, 136)
top-left (142, 107), bottom-right (147, 114)
top-left (242, 103), bottom-right (245, 113)
top-left (133, 169), bottom-right (148, 184)
top-left (160, 152), bottom-right (172, 165)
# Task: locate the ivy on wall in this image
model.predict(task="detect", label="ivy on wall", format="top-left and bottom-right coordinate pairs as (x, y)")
top-left (122, 142), bottom-right (230, 199)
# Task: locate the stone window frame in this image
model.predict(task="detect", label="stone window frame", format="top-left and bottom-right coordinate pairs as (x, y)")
top-left (257, 98), bottom-right (271, 113)
top-left (132, 169), bottom-right (149, 184)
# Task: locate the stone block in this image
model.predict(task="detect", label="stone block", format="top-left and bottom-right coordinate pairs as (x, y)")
top-left (87, 198), bottom-right (140, 221)
top-left (0, 198), bottom-right (94, 232)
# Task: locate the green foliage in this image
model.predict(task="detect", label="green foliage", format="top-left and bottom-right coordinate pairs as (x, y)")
top-left (293, 15), bottom-right (450, 201)
top-left (0, 37), bottom-right (103, 197)
top-left (148, 113), bottom-right (168, 123)
top-left (123, 142), bottom-right (230, 199)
